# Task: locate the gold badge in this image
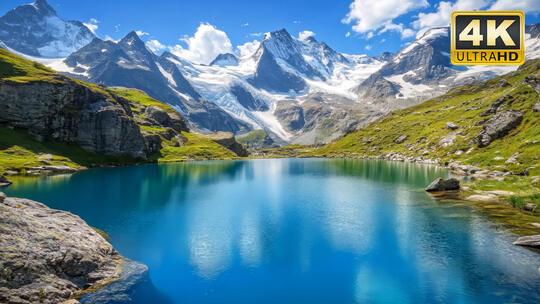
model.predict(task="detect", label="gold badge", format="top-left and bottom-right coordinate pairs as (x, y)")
top-left (451, 11), bottom-right (524, 65)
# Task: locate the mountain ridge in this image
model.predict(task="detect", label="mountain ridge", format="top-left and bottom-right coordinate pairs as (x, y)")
top-left (1, 0), bottom-right (540, 146)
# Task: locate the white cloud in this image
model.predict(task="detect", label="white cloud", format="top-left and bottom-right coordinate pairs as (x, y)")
top-left (114, 24), bottom-right (120, 32)
top-left (293, 20), bottom-right (301, 24)
top-left (378, 22), bottom-right (415, 39)
top-left (104, 35), bottom-right (119, 43)
top-left (237, 40), bottom-right (261, 57)
top-left (169, 23), bottom-right (233, 64)
top-left (298, 30), bottom-right (315, 40)
top-left (345, 31), bottom-right (351, 37)
top-left (146, 39), bottom-right (166, 53)
top-left (490, 0), bottom-right (540, 12)
top-left (365, 44), bottom-right (372, 50)
top-left (412, 0), bottom-right (488, 38)
top-left (241, 22), bottom-right (249, 27)
top-left (248, 32), bottom-right (264, 37)
top-left (135, 30), bottom-right (149, 37)
top-left (342, 0), bottom-right (428, 34)
top-left (83, 18), bottom-right (98, 35)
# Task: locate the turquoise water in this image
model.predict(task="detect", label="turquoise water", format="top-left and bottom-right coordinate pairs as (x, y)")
top-left (5, 159), bottom-right (540, 303)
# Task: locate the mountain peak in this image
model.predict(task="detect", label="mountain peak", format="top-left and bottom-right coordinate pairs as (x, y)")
top-left (210, 53), bottom-right (238, 67)
top-left (267, 28), bottom-right (292, 39)
top-left (119, 31), bottom-right (147, 49)
top-left (30, 0), bottom-right (56, 15)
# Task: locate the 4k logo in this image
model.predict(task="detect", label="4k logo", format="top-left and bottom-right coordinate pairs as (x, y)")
top-left (451, 11), bottom-right (524, 65)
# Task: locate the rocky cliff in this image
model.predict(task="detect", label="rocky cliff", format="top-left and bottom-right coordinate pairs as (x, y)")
top-left (0, 49), bottom-right (191, 160)
top-left (0, 192), bottom-right (147, 304)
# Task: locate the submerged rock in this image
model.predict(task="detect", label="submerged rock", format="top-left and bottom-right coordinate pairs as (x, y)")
top-left (425, 178), bottom-right (460, 192)
top-left (0, 175), bottom-right (12, 187)
top-left (0, 195), bottom-right (145, 304)
top-left (465, 194), bottom-right (499, 202)
top-left (476, 110), bottom-right (523, 147)
top-left (513, 235), bottom-right (540, 248)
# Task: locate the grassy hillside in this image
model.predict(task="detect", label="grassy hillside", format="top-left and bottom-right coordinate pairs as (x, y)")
top-left (321, 60), bottom-right (540, 176)
top-left (0, 49), bottom-right (239, 175)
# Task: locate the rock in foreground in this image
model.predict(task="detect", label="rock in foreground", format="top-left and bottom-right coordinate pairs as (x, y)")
top-left (513, 235), bottom-right (540, 248)
top-left (425, 177), bottom-right (460, 192)
top-left (0, 194), bottom-right (144, 304)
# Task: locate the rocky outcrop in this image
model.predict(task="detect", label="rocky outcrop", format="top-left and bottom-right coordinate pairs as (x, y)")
top-left (479, 95), bottom-right (507, 117)
top-left (275, 102), bottom-right (305, 131)
top-left (513, 235), bottom-right (540, 248)
top-left (476, 110), bottom-right (523, 147)
top-left (206, 132), bottom-right (249, 157)
top-left (425, 177), bottom-right (460, 192)
top-left (439, 131), bottom-right (460, 147)
top-left (142, 133), bottom-right (162, 155)
top-left (0, 194), bottom-right (147, 304)
top-left (143, 106), bottom-right (188, 133)
top-left (0, 77), bottom-right (150, 159)
top-left (25, 165), bottom-right (79, 176)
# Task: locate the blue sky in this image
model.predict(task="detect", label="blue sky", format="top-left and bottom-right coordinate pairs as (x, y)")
top-left (1, 0), bottom-right (539, 62)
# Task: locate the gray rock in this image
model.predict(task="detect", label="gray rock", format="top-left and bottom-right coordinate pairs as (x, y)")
top-left (0, 78), bottom-right (147, 159)
top-left (0, 175), bottom-right (12, 187)
top-left (513, 235), bottom-right (540, 248)
top-left (0, 192), bottom-right (5, 203)
top-left (79, 260), bottom-right (148, 304)
top-left (446, 122), bottom-right (459, 130)
top-left (205, 132), bottom-right (249, 157)
top-left (174, 134), bottom-right (188, 147)
top-left (465, 194), bottom-right (499, 202)
top-left (274, 102), bottom-right (305, 131)
top-left (534, 102), bottom-right (540, 112)
top-left (425, 177), bottom-right (460, 192)
top-left (523, 203), bottom-right (537, 212)
top-left (26, 165), bottom-right (79, 175)
top-left (158, 128), bottom-right (178, 141)
top-left (0, 195), bottom-right (138, 304)
top-left (142, 133), bottom-right (162, 155)
top-left (505, 152), bottom-right (520, 164)
top-left (476, 110), bottom-right (523, 147)
top-left (394, 134), bottom-right (409, 144)
top-left (479, 95), bottom-right (507, 117)
top-left (439, 132), bottom-right (459, 147)
top-left (143, 106), bottom-right (188, 133)
top-left (499, 79), bottom-right (510, 87)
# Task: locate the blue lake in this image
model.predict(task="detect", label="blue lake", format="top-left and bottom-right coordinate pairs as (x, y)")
top-left (4, 159), bottom-right (540, 303)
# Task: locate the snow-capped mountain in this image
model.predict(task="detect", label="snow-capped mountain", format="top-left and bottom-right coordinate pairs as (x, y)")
top-left (357, 25), bottom-right (540, 108)
top-left (162, 28), bottom-right (386, 143)
top-left (61, 31), bottom-right (251, 133)
top-left (0, 0), bottom-right (95, 58)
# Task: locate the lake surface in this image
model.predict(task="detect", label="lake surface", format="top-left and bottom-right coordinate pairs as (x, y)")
top-left (5, 159), bottom-right (540, 303)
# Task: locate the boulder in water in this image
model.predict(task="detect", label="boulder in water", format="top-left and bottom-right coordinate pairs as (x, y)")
top-left (425, 177), bottom-right (460, 192)
top-left (513, 235), bottom-right (540, 248)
